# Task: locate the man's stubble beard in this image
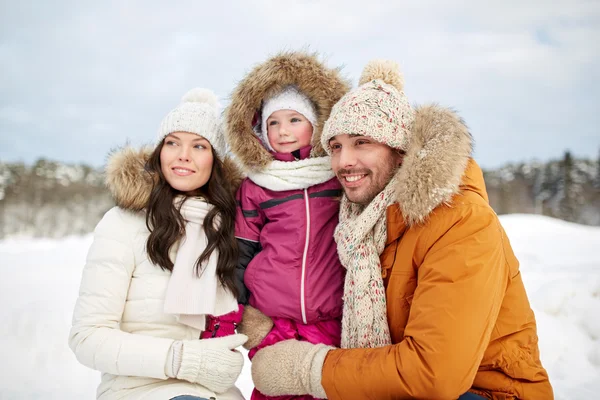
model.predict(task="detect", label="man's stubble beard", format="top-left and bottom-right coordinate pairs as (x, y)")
top-left (344, 154), bottom-right (400, 206)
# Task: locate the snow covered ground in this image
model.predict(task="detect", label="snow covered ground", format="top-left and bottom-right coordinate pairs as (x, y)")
top-left (0, 214), bottom-right (598, 399)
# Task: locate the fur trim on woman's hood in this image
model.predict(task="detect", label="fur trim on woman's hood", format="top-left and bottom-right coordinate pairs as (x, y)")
top-left (225, 51), bottom-right (350, 172)
top-left (395, 104), bottom-right (474, 225)
top-left (104, 146), bottom-right (243, 212)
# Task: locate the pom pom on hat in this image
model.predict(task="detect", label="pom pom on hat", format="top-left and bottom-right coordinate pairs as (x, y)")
top-left (359, 59), bottom-right (405, 91)
top-left (157, 87), bottom-right (225, 157)
top-left (321, 60), bottom-right (415, 153)
top-left (180, 88), bottom-right (220, 108)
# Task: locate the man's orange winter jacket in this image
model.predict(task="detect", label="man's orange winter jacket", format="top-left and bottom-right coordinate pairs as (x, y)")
top-left (322, 106), bottom-right (553, 400)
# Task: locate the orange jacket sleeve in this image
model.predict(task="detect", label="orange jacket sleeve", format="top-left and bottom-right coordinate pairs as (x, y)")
top-left (321, 204), bottom-right (510, 400)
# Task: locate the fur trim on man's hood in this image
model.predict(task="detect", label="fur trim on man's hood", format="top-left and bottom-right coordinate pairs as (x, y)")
top-left (395, 104), bottom-right (473, 225)
top-left (225, 51), bottom-right (350, 172)
top-left (104, 146), bottom-right (243, 212)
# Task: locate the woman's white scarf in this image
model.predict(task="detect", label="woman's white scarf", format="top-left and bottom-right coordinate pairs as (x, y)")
top-left (246, 156), bottom-right (334, 191)
top-left (163, 197), bottom-right (237, 330)
top-left (335, 173), bottom-right (400, 348)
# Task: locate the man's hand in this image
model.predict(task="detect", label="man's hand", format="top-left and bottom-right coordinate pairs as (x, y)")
top-left (251, 339), bottom-right (333, 398)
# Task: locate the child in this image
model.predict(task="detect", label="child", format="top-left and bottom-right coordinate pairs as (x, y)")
top-left (69, 88), bottom-right (247, 400)
top-left (225, 52), bottom-right (350, 400)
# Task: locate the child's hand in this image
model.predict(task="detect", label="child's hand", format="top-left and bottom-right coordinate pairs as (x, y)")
top-left (237, 305), bottom-right (274, 349)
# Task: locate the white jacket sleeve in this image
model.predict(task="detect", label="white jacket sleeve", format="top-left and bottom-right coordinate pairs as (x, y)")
top-left (68, 207), bottom-right (174, 379)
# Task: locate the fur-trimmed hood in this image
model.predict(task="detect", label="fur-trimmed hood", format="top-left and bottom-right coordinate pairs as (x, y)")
top-left (394, 104), bottom-right (474, 225)
top-left (104, 146), bottom-right (243, 211)
top-left (225, 51), bottom-right (350, 172)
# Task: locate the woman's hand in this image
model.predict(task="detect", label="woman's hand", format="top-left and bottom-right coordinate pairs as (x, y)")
top-left (170, 333), bottom-right (247, 393)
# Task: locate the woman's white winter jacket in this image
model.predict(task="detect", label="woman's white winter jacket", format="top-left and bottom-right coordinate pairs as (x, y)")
top-left (68, 147), bottom-right (244, 400)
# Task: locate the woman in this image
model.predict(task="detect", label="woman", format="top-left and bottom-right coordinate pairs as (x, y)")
top-left (69, 88), bottom-right (247, 400)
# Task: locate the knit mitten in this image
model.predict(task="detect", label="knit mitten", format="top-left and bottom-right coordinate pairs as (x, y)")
top-left (251, 339), bottom-right (334, 398)
top-left (170, 334), bottom-right (247, 393)
top-left (237, 305), bottom-right (274, 349)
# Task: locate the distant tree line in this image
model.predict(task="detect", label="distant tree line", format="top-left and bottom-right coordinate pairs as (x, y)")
top-left (0, 159), bottom-right (112, 239)
top-left (484, 150), bottom-right (600, 225)
top-left (0, 151), bottom-right (599, 239)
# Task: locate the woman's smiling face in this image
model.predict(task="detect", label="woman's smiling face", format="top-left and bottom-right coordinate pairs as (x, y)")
top-left (160, 131), bottom-right (214, 194)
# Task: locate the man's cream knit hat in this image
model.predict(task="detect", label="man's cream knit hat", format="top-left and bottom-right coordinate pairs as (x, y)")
top-left (321, 60), bottom-right (414, 153)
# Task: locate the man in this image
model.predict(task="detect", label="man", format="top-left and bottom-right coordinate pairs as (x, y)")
top-left (245, 60), bottom-right (553, 399)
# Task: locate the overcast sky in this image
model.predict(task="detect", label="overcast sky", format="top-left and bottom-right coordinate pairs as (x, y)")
top-left (1, 0), bottom-right (598, 168)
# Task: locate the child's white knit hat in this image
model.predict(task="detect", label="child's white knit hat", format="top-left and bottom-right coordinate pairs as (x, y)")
top-left (260, 86), bottom-right (317, 151)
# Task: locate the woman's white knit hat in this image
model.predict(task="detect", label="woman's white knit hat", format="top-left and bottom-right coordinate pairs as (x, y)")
top-left (259, 86), bottom-right (317, 151)
top-left (158, 88), bottom-right (226, 158)
top-left (321, 60), bottom-right (415, 153)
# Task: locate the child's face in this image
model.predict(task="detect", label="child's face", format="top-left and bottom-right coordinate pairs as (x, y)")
top-left (266, 110), bottom-right (313, 153)
top-left (160, 131), bottom-right (214, 194)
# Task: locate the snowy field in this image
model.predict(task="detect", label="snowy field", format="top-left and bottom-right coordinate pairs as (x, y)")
top-left (0, 214), bottom-right (598, 399)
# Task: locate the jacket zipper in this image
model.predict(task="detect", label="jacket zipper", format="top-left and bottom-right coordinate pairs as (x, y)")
top-left (300, 189), bottom-right (310, 324)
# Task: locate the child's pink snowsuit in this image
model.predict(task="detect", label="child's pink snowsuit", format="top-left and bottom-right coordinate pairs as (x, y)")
top-left (200, 304), bottom-right (244, 339)
top-left (236, 147), bottom-right (345, 400)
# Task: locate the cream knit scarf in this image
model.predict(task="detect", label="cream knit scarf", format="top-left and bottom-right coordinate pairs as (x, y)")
top-left (335, 173), bottom-right (400, 348)
top-left (246, 156), bottom-right (334, 191)
top-left (163, 197), bottom-right (237, 330)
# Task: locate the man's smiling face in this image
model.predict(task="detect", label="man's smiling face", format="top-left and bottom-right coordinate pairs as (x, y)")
top-left (329, 134), bottom-right (403, 205)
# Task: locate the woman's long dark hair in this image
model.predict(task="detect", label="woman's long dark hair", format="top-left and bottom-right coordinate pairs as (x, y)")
top-left (144, 140), bottom-right (238, 298)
